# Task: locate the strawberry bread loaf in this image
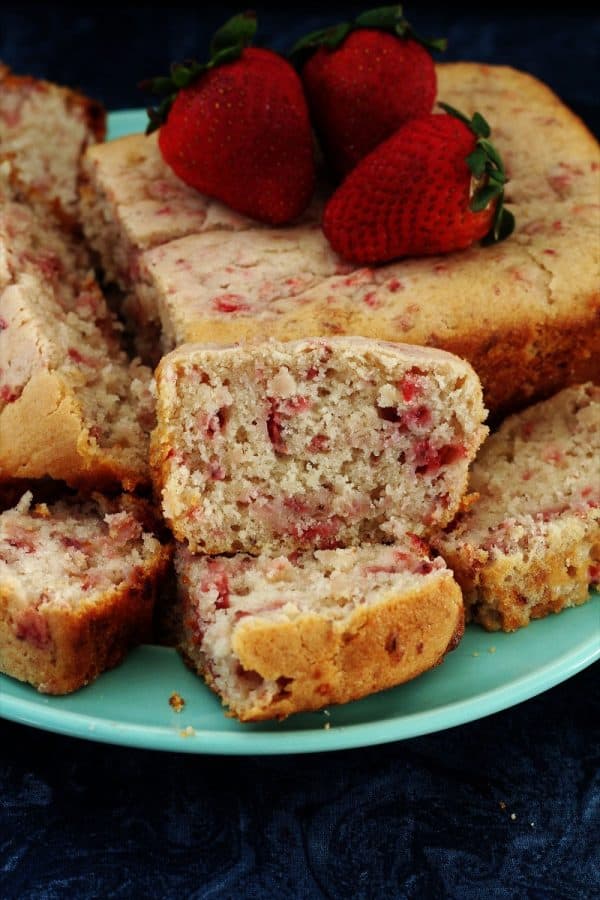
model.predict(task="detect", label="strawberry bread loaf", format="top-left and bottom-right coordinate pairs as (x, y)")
top-left (151, 337), bottom-right (487, 555)
top-left (175, 540), bottom-right (463, 721)
top-left (81, 63), bottom-right (599, 418)
top-left (0, 491), bottom-right (171, 694)
top-left (0, 195), bottom-right (155, 489)
top-left (0, 64), bottom-right (104, 224)
top-left (433, 383), bottom-right (600, 631)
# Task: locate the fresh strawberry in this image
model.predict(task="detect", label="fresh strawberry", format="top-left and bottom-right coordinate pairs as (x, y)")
top-left (322, 105), bottom-right (515, 265)
top-left (291, 5), bottom-right (446, 178)
top-left (142, 13), bottom-right (315, 225)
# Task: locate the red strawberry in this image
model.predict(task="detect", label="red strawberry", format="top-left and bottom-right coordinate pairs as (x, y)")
top-left (291, 6), bottom-right (446, 178)
top-left (142, 13), bottom-right (315, 225)
top-left (322, 105), bottom-right (515, 265)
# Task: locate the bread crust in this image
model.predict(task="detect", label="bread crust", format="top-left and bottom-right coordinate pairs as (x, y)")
top-left (181, 571), bottom-right (464, 721)
top-left (428, 310), bottom-right (600, 424)
top-left (0, 371), bottom-right (149, 491)
top-left (0, 542), bottom-right (171, 694)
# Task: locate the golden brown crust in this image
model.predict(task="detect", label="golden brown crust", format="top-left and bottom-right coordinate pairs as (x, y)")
top-left (183, 572), bottom-right (463, 722)
top-left (428, 308), bottom-right (600, 423)
top-left (0, 371), bottom-right (149, 492)
top-left (0, 542), bottom-right (171, 694)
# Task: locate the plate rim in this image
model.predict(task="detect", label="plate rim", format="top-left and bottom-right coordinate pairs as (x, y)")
top-left (2, 612), bottom-right (598, 755)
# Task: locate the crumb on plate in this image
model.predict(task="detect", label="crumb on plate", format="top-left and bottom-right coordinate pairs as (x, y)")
top-left (169, 691), bottom-right (185, 712)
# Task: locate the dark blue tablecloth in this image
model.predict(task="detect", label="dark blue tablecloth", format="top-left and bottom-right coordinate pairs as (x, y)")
top-left (1, 6), bottom-right (599, 898)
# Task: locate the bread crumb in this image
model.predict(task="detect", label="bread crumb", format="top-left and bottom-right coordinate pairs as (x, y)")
top-left (323, 709), bottom-right (331, 717)
top-left (169, 691), bottom-right (185, 712)
top-left (499, 801), bottom-right (506, 810)
top-left (510, 813), bottom-right (517, 821)
top-left (488, 646), bottom-right (497, 654)
top-left (180, 725), bottom-right (195, 737)
top-left (324, 722), bottom-right (331, 730)
top-left (472, 651), bottom-right (480, 657)
top-left (530, 822), bottom-right (535, 828)
top-left (15, 491), bottom-right (33, 514)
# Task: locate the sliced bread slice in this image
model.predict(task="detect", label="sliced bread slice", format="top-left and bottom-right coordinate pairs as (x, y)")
top-left (0, 491), bottom-right (171, 693)
top-left (152, 337), bottom-right (487, 555)
top-left (432, 383), bottom-right (600, 630)
top-left (175, 539), bottom-right (463, 721)
top-left (0, 64), bottom-right (104, 225)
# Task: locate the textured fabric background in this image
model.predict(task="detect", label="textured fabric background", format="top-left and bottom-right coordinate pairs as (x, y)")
top-left (2, 665), bottom-right (599, 898)
top-left (1, 5), bottom-right (599, 898)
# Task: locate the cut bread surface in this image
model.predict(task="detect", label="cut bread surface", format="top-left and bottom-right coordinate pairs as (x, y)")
top-left (433, 383), bottom-right (600, 631)
top-left (0, 491), bottom-right (171, 693)
top-left (175, 540), bottom-right (463, 721)
top-left (0, 64), bottom-right (104, 224)
top-left (152, 337), bottom-right (488, 555)
top-left (0, 192), bottom-right (155, 489)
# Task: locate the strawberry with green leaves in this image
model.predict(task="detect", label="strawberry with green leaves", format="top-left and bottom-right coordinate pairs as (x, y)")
top-left (142, 13), bottom-right (315, 225)
top-left (322, 104), bottom-right (515, 264)
top-left (291, 5), bottom-right (446, 178)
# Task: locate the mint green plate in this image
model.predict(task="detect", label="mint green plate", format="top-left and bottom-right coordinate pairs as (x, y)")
top-left (1, 111), bottom-right (598, 754)
top-left (2, 595), bottom-right (598, 754)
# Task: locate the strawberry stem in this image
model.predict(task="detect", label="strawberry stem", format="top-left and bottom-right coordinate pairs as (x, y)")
top-left (439, 102), bottom-right (515, 245)
top-left (141, 12), bottom-right (257, 134)
top-left (209, 10), bottom-right (256, 56)
top-left (289, 5), bottom-right (446, 65)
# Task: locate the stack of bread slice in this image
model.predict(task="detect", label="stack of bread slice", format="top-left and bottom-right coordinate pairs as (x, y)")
top-left (0, 70), bottom-right (171, 694)
top-left (152, 337), bottom-right (488, 719)
top-left (0, 189), bottom-right (155, 489)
